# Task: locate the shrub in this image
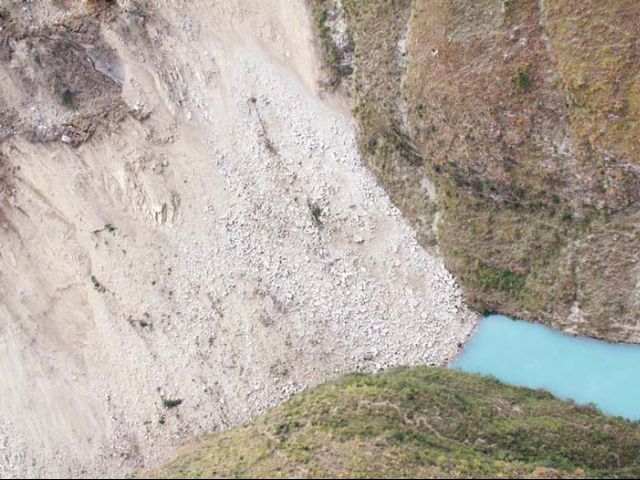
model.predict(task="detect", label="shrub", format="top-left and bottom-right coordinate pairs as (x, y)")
top-left (59, 88), bottom-right (73, 108)
top-left (162, 398), bottom-right (183, 409)
top-left (515, 69), bottom-right (532, 91)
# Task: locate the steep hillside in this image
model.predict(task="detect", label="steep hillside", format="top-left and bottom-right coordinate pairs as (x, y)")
top-left (310, 0), bottom-right (640, 342)
top-left (142, 367), bottom-right (640, 479)
top-left (0, 0), bottom-right (475, 476)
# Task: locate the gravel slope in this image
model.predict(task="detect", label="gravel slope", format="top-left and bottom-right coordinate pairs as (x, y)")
top-left (0, 0), bottom-right (476, 477)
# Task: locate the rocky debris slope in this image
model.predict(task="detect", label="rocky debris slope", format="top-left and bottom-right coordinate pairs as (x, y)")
top-left (0, 0), bottom-right (126, 145)
top-left (0, 0), bottom-right (475, 477)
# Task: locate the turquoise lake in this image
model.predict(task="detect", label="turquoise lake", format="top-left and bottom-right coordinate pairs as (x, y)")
top-left (451, 315), bottom-right (640, 421)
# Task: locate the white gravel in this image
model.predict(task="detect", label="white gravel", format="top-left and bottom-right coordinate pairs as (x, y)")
top-left (0, 0), bottom-right (477, 477)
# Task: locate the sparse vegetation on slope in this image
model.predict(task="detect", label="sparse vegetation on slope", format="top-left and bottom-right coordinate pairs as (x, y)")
top-left (0, 0), bottom-right (127, 145)
top-left (310, 0), bottom-right (640, 343)
top-left (141, 367), bottom-right (640, 479)
top-left (311, 0), bottom-right (437, 248)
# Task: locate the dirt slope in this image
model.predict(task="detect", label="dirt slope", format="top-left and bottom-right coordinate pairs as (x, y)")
top-left (0, 1), bottom-right (475, 477)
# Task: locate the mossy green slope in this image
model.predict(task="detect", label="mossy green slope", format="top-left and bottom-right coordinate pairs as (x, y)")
top-left (141, 367), bottom-right (640, 479)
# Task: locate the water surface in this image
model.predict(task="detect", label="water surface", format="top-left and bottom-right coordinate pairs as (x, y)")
top-left (452, 315), bottom-right (640, 420)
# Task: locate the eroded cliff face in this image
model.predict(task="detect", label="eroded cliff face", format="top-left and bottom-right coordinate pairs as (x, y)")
top-left (311, 0), bottom-right (640, 342)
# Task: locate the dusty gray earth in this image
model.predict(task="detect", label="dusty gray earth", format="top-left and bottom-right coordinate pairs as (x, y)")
top-left (0, 0), bottom-right (477, 477)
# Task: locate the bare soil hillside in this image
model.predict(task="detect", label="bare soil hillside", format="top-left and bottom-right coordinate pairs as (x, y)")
top-left (0, 1), bottom-right (475, 477)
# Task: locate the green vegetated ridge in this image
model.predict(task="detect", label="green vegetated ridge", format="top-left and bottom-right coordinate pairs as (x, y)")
top-left (309, 0), bottom-right (640, 343)
top-left (141, 367), bottom-right (640, 479)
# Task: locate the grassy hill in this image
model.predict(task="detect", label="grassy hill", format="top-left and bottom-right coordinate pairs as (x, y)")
top-left (141, 367), bottom-right (640, 478)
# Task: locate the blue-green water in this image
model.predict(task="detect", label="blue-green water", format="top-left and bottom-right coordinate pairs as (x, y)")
top-left (452, 315), bottom-right (640, 420)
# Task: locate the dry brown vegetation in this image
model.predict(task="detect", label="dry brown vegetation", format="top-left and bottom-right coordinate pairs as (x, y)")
top-left (310, 0), bottom-right (640, 342)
